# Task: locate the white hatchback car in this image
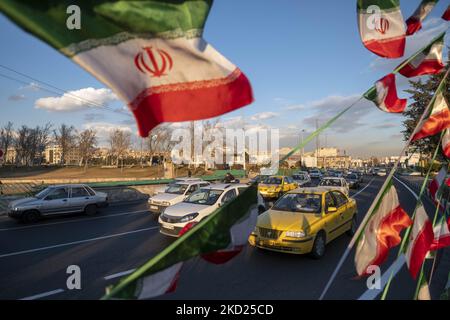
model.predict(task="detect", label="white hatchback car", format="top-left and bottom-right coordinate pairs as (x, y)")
top-left (158, 183), bottom-right (266, 237)
top-left (318, 177), bottom-right (349, 196)
top-left (149, 179), bottom-right (210, 215)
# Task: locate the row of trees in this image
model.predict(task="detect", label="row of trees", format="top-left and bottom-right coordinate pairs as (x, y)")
top-left (0, 122), bottom-right (175, 167)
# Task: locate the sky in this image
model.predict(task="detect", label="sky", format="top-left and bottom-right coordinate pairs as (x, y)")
top-left (0, 0), bottom-right (449, 158)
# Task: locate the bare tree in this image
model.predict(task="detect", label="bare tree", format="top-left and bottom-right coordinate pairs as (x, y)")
top-left (30, 123), bottom-right (52, 165)
top-left (77, 129), bottom-right (97, 169)
top-left (14, 125), bottom-right (32, 165)
top-left (54, 124), bottom-right (75, 165)
top-left (0, 122), bottom-right (14, 163)
top-left (146, 124), bottom-right (174, 162)
top-left (109, 129), bottom-right (131, 170)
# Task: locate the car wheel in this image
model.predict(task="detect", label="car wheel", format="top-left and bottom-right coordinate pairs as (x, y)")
top-left (21, 210), bottom-right (40, 224)
top-left (310, 232), bottom-right (326, 259)
top-left (346, 215), bottom-right (357, 236)
top-left (84, 204), bottom-right (97, 216)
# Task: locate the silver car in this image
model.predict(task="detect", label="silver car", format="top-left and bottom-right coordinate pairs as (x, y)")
top-left (7, 184), bottom-right (108, 223)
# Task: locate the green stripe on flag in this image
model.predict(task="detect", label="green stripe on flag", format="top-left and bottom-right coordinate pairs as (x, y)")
top-left (0, 0), bottom-right (212, 56)
top-left (103, 183), bottom-right (257, 299)
top-left (357, 0), bottom-right (400, 11)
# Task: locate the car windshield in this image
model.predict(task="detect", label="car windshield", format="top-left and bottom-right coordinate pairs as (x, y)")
top-left (273, 193), bottom-right (322, 213)
top-left (263, 177), bottom-right (282, 185)
top-left (184, 189), bottom-right (223, 205)
top-left (165, 183), bottom-right (188, 195)
top-left (292, 175), bottom-right (305, 180)
top-left (35, 187), bottom-right (54, 199)
top-left (319, 179), bottom-right (341, 187)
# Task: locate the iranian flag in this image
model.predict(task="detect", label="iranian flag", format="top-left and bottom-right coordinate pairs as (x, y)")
top-left (442, 129), bottom-right (450, 158)
top-left (405, 205), bottom-right (434, 279)
top-left (405, 0), bottom-right (438, 36)
top-left (397, 33), bottom-right (445, 78)
top-left (443, 5), bottom-right (450, 20)
top-left (357, 0), bottom-right (406, 58)
top-left (355, 183), bottom-right (411, 276)
top-left (430, 216), bottom-right (450, 250)
top-left (0, 0), bottom-right (253, 137)
top-left (428, 166), bottom-right (447, 209)
top-left (412, 86), bottom-right (450, 141)
top-left (103, 184), bottom-right (258, 299)
top-left (364, 73), bottom-right (406, 113)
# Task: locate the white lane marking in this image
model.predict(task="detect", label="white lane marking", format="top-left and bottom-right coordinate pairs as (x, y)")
top-left (0, 226), bottom-right (159, 259)
top-left (358, 254), bottom-right (406, 300)
top-left (20, 288), bottom-right (65, 300)
top-left (104, 268), bottom-right (136, 280)
top-left (393, 176), bottom-right (419, 200)
top-left (0, 209), bottom-right (150, 232)
top-left (350, 178), bottom-right (375, 198)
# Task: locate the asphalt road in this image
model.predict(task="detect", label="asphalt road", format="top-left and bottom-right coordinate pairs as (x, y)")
top-left (0, 176), bottom-right (445, 300)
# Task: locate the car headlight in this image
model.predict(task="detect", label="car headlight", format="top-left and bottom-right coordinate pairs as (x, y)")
top-left (13, 207), bottom-right (19, 211)
top-left (180, 212), bottom-right (199, 223)
top-left (285, 230), bottom-right (305, 238)
top-left (162, 201), bottom-right (171, 206)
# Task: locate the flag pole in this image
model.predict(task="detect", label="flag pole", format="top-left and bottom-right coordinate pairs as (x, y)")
top-left (319, 66), bottom-right (450, 300)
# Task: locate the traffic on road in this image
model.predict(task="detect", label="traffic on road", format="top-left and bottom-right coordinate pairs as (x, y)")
top-left (2, 167), bottom-right (440, 300)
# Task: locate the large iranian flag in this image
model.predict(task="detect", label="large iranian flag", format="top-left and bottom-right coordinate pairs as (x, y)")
top-left (405, 0), bottom-right (438, 36)
top-left (412, 86), bottom-right (450, 141)
top-left (364, 73), bottom-right (406, 113)
top-left (355, 182), bottom-right (411, 276)
top-left (357, 0), bottom-right (406, 58)
top-left (397, 32), bottom-right (445, 78)
top-left (0, 1), bottom-right (253, 137)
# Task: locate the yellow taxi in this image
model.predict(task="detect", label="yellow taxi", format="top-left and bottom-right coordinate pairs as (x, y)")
top-left (248, 187), bottom-right (357, 258)
top-left (257, 176), bottom-right (298, 200)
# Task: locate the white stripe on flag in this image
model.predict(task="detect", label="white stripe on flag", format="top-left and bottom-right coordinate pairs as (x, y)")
top-left (137, 262), bottom-right (183, 299)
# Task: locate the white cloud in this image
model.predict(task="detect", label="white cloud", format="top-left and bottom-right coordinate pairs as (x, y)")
top-left (284, 104), bottom-right (306, 111)
top-left (250, 112), bottom-right (279, 121)
top-left (35, 87), bottom-right (118, 112)
top-left (83, 121), bottom-right (133, 145)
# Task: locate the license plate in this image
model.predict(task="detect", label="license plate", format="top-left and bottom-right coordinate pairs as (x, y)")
top-left (150, 205), bottom-right (158, 210)
top-left (259, 240), bottom-right (274, 247)
top-left (162, 224), bottom-right (174, 230)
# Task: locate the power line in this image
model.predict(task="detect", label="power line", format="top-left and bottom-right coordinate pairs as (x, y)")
top-left (0, 64), bottom-right (132, 118)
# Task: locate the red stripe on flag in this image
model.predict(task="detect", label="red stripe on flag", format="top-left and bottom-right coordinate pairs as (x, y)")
top-left (444, 144), bottom-right (450, 159)
top-left (408, 220), bottom-right (434, 279)
top-left (362, 206), bottom-right (412, 275)
top-left (130, 69), bottom-right (253, 137)
top-left (381, 74), bottom-right (406, 113)
top-left (201, 245), bottom-right (244, 264)
top-left (398, 60), bottom-right (444, 78)
top-left (364, 36), bottom-right (406, 59)
top-left (406, 17), bottom-right (422, 36)
top-left (412, 109), bottom-right (450, 141)
top-left (442, 6), bottom-right (450, 21)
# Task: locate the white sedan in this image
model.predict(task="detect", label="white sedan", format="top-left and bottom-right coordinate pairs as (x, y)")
top-left (318, 177), bottom-right (349, 196)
